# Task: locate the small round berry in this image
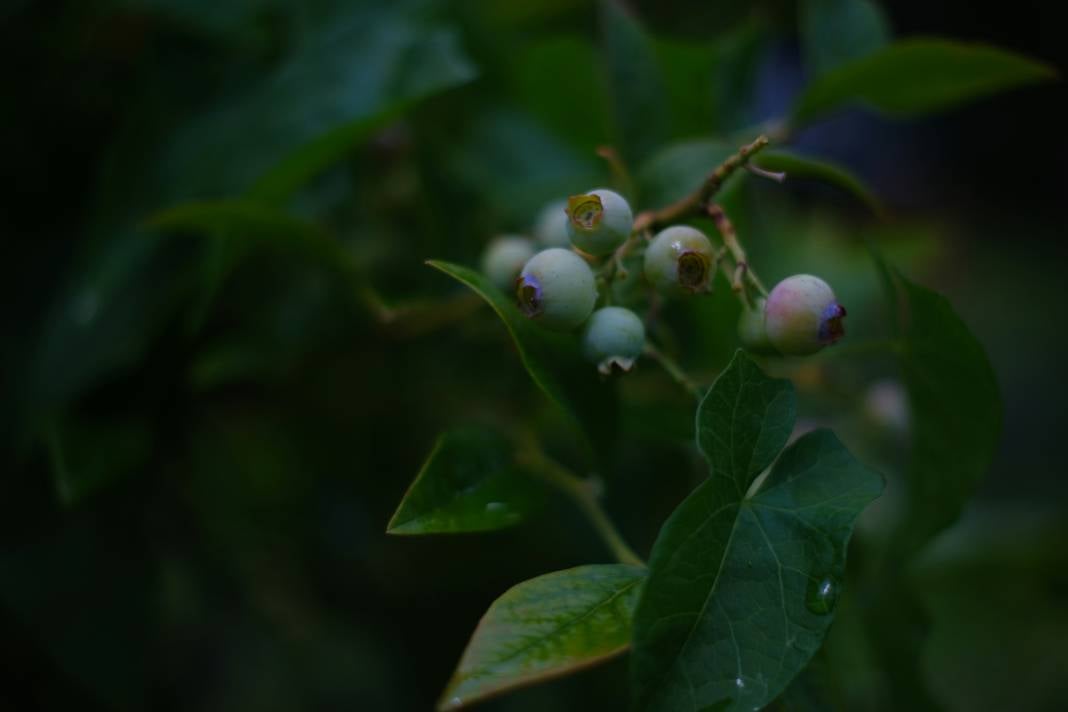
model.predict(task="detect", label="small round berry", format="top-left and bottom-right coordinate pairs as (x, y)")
top-left (764, 274), bottom-right (846, 356)
top-left (644, 225), bottom-right (715, 296)
top-left (481, 235), bottom-right (536, 292)
top-left (582, 307), bottom-right (645, 374)
top-left (516, 248), bottom-right (597, 331)
top-left (566, 188), bottom-right (634, 256)
top-left (737, 298), bottom-right (778, 355)
top-left (533, 200), bottom-right (571, 248)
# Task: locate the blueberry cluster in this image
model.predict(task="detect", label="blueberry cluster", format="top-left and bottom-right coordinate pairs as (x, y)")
top-left (480, 189), bottom-right (845, 372)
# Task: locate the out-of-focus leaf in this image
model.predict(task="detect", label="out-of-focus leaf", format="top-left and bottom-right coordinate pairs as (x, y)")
top-left (160, 13), bottom-right (477, 202)
top-left (653, 20), bottom-right (769, 138)
top-left (792, 39), bottom-right (1056, 125)
top-left (438, 564), bottom-right (646, 710)
top-left (635, 139), bottom-right (734, 208)
top-left (799, 0), bottom-right (890, 77)
top-left (913, 508), bottom-right (1068, 712)
top-left (631, 351), bottom-right (883, 712)
top-left (147, 200), bottom-right (351, 271)
top-left (755, 150), bottom-right (883, 214)
top-left (48, 418), bottom-right (153, 506)
top-left (447, 109), bottom-right (600, 224)
top-left (427, 261), bottom-right (618, 464)
top-left (600, 0), bottom-right (670, 163)
top-left (28, 230), bottom-right (197, 419)
top-left (512, 36), bottom-right (614, 154)
top-left (883, 267), bottom-right (1002, 558)
top-left (387, 428), bottom-right (545, 535)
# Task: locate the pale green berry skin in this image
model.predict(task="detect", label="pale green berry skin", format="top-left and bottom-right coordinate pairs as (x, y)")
top-left (516, 248), bottom-right (597, 331)
top-left (565, 188), bottom-right (634, 256)
top-left (533, 200), bottom-right (571, 248)
top-left (644, 225), bottom-right (715, 296)
top-left (738, 298), bottom-right (779, 355)
top-left (582, 307), bottom-right (646, 374)
top-left (481, 235), bottom-right (536, 292)
top-left (765, 274), bottom-right (847, 356)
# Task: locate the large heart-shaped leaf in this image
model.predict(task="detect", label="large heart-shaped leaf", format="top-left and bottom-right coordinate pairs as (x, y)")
top-left (427, 261), bottom-right (617, 465)
top-left (439, 564), bottom-right (646, 710)
top-left (387, 428), bottom-right (545, 535)
top-left (631, 351), bottom-right (884, 712)
top-left (792, 39), bottom-right (1055, 125)
top-left (883, 268), bottom-right (1002, 558)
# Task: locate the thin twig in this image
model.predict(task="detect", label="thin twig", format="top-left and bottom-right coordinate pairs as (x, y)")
top-left (644, 343), bottom-right (703, 400)
top-left (707, 204), bottom-right (768, 297)
top-left (518, 441), bottom-right (645, 567)
top-left (633, 134), bottom-right (772, 233)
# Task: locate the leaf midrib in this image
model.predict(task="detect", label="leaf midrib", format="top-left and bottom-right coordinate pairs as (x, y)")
top-left (458, 574), bottom-right (643, 681)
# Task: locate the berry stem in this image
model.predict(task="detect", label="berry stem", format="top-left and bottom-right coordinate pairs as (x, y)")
top-left (596, 145), bottom-right (636, 200)
top-left (518, 441), bottom-right (645, 567)
top-left (643, 342), bottom-right (703, 400)
top-left (632, 134), bottom-right (772, 233)
top-left (707, 203), bottom-right (769, 298)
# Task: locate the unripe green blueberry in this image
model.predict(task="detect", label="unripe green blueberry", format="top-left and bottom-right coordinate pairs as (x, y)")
top-left (481, 235), bottom-right (536, 291)
top-left (533, 200), bottom-right (570, 248)
top-left (566, 188), bottom-right (633, 256)
top-left (737, 298), bottom-right (778, 355)
top-left (516, 248), bottom-right (597, 331)
top-left (765, 274), bottom-right (847, 356)
top-left (582, 306), bottom-right (646, 374)
top-left (643, 225), bottom-right (715, 296)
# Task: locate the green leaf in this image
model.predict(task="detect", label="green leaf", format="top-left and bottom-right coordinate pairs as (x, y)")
top-left (635, 139), bottom-right (734, 208)
top-left (512, 35), bottom-right (614, 155)
top-left (792, 39), bottom-right (1056, 125)
top-left (799, 0), bottom-right (890, 77)
top-left (754, 151), bottom-right (883, 215)
top-left (159, 14), bottom-right (477, 203)
top-left (600, 0), bottom-right (670, 162)
top-left (387, 428), bottom-right (545, 535)
top-left (48, 418), bottom-right (153, 506)
top-left (885, 269), bottom-right (1002, 557)
top-left (426, 261), bottom-right (618, 464)
top-left (631, 351), bottom-right (884, 712)
top-left (439, 564), bottom-right (646, 710)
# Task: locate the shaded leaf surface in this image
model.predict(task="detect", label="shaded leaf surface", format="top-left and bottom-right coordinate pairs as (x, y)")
top-left (632, 351), bottom-right (883, 712)
top-left (427, 261), bottom-right (617, 465)
top-left (800, 0), bottom-right (890, 77)
top-left (886, 270), bottom-right (1002, 557)
top-left (792, 39), bottom-right (1055, 124)
top-left (754, 151), bottom-right (883, 215)
top-left (439, 564), bottom-right (646, 710)
top-left (600, 0), bottom-right (670, 163)
top-left (387, 429), bottom-right (544, 535)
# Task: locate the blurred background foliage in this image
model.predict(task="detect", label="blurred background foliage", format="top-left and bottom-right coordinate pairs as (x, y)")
top-left (2, 0), bottom-right (1066, 710)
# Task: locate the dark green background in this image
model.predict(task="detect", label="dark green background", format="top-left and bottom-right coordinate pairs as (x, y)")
top-left (2, 1), bottom-right (1065, 710)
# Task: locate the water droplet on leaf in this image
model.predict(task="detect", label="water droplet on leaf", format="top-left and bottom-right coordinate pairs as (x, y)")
top-left (805, 575), bottom-right (839, 615)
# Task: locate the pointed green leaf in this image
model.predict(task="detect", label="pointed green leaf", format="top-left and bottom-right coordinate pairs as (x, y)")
top-left (754, 151), bottom-right (883, 215)
top-left (601, 0), bottom-right (670, 162)
top-left (885, 270), bottom-right (1002, 557)
top-left (387, 428), bottom-right (544, 535)
top-left (793, 39), bottom-right (1056, 125)
top-left (439, 564), bottom-right (646, 710)
top-left (426, 261), bottom-right (617, 464)
top-left (631, 351), bottom-right (884, 712)
top-left (800, 0), bottom-right (890, 77)
top-left (695, 351), bottom-right (796, 496)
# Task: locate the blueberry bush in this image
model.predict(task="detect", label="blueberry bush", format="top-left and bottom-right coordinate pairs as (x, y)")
top-left (3, 1), bottom-right (1063, 710)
